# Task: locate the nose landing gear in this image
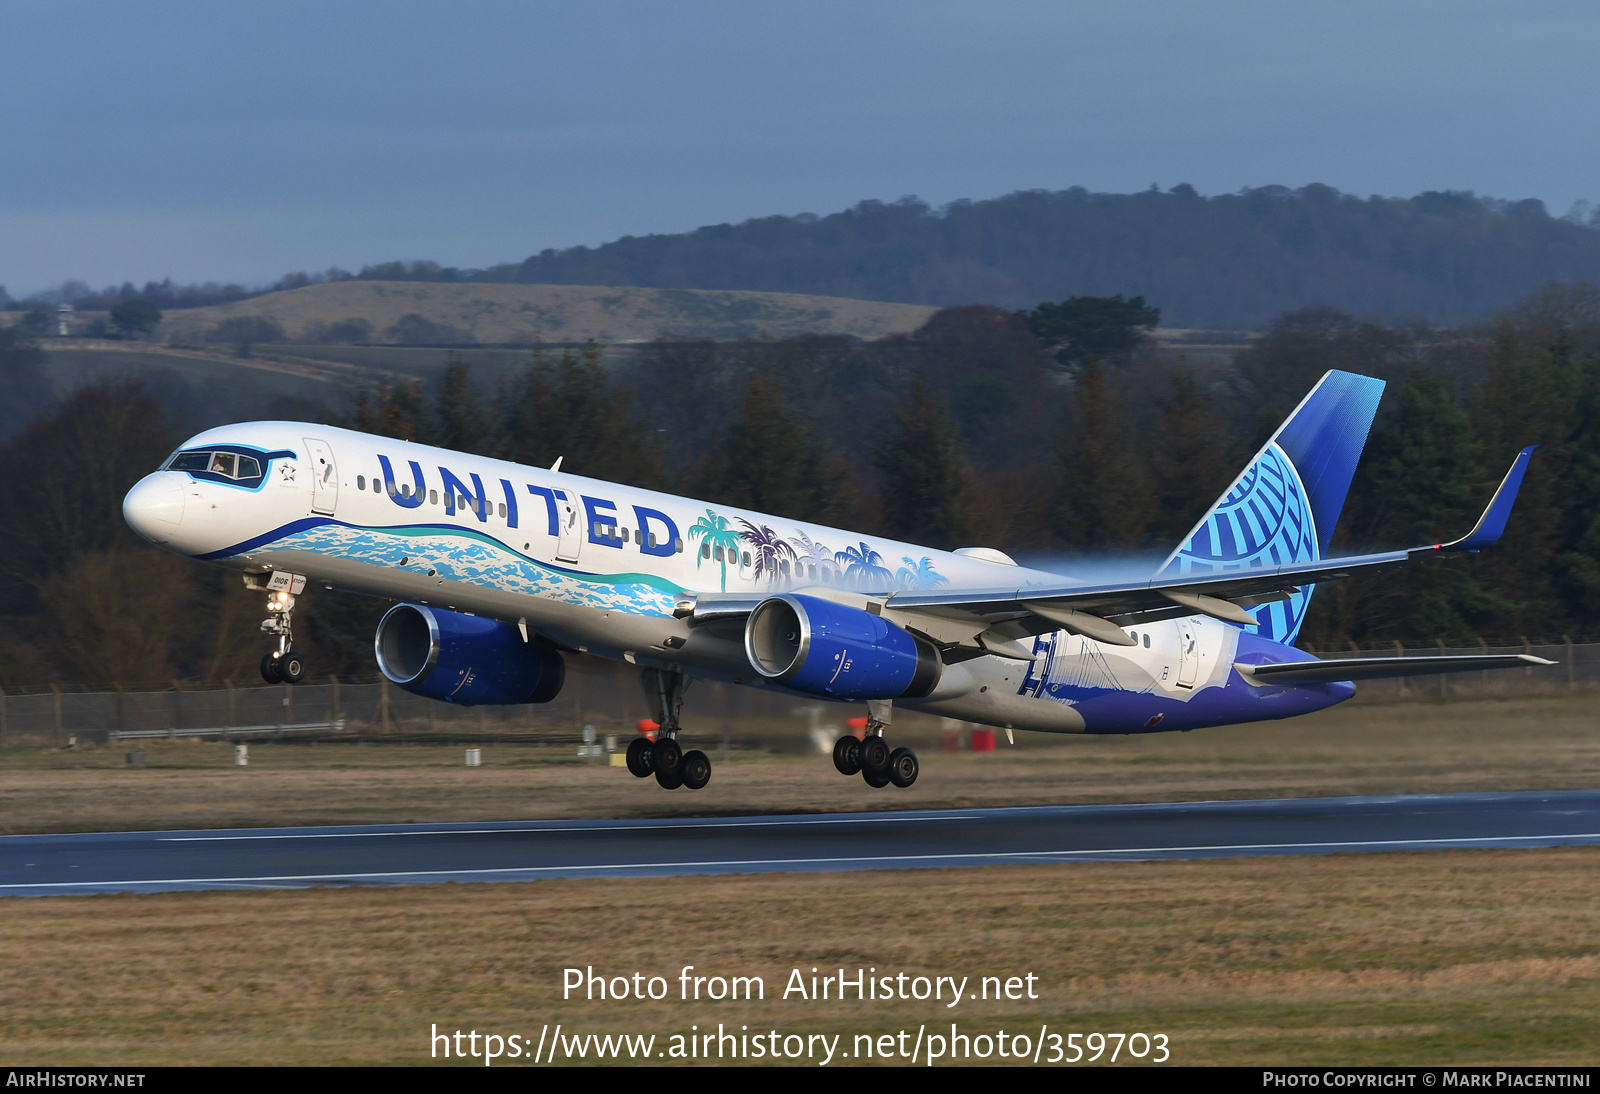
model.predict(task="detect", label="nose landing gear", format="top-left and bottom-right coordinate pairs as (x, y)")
top-left (628, 667), bottom-right (711, 791)
top-left (249, 571), bottom-right (308, 685)
top-left (833, 701), bottom-right (918, 789)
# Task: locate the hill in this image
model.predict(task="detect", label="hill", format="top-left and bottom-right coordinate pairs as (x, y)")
top-left (156, 281), bottom-right (937, 345)
top-left (500, 185), bottom-right (1600, 328)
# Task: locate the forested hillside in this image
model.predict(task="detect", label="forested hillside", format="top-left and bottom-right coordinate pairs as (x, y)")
top-left (3, 285), bottom-right (1598, 688)
top-left (506, 186), bottom-right (1600, 328)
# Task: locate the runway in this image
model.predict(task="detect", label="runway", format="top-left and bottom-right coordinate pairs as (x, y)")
top-left (3, 789), bottom-right (1598, 896)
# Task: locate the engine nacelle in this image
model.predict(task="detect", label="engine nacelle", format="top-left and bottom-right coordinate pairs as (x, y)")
top-left (744, 593), bottom-right (942, 701)
top-left (374, 604), bottom-right (565, 706)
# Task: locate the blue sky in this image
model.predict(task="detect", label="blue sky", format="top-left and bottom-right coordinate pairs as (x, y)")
top-left (3, 1), bottom-right (1597, 294)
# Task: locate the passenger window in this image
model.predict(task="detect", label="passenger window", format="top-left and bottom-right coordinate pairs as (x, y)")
top-left (742, 552), bottom-right (751, 567)
top-left (375, 478), bottom-right (383, 492)
top-left (674, 538), bottom-right (683, 553)
top-left (780, 560), bottom-right (790, 576)
top-left (713, 546), bottom-right (723, 562)
top-left (499, 503), bottom-right (507, 519)
top-left (236, 456), bottom-right (261, 478)
top-left (647, 532), bottom-right (657, 548)
top-left (357, 475), bottom-right (366, 490)
top-left (701, 543), bottom-right (710, 559)
top-left (621, 528), bottom-right (630, 543)
top-left (1143, 634), bottom-right (1150, 648)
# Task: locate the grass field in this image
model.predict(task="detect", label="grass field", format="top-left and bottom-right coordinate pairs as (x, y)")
top-left (1, 850), bottom-right (1596, 1065)
top-left (2, 694), bottom-right (1595, 834)
top-left (3, 693), bottom-right (1596, 1066)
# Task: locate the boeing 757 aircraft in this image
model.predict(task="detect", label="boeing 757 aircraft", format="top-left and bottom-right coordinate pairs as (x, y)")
top-left (123, 369), bottom-right (1549, 791)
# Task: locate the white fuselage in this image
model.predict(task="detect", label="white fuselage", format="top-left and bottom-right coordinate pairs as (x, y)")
top-left (124, 422), bottom-right (1274, 734)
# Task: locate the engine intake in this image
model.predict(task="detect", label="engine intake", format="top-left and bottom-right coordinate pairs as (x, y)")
top-left (744, 593), bottom-right (941, 701)
top-left (375, 603), bottom-right (565, 706)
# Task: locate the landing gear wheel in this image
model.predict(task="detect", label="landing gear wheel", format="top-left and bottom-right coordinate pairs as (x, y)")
top-left (680, 750), bottom-right (712, 790)
top-left (278, 653), bottom-right (306, 684)
top-left (260, 654), bottom-right (281, 684)
top-left (625, 736), bottom-right (655, 778)
top-left (651, 736), bottom-right (683, 789)
top-left (888, 747), bottom-right (919, 788)
top-left (833, 734), bottom-right (862, 776)
top-left (862, 766), bottom-right (891, 788)
top-left (860, 734), bottom-right (891, 776)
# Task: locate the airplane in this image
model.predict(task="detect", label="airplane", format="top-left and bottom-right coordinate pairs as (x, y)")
top-left (122, 369), bottom-right (1551, 791)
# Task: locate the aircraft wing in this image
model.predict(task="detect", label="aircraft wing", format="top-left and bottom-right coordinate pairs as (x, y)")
top-left (883, 446), bottom-right (1538, 648)
top-left (1236, 653), bottom-right (1555, 683)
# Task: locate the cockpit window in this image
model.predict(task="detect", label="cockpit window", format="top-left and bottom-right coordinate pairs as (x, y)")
top-left (163, 447), bottom-right (283, 486)
top-left (168, 451), bottom-right (212, 472)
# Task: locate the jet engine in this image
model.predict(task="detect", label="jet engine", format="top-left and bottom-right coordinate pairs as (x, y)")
top-left (744, 593), bottom-right (942, 701)
top-left (374, 604), bottom-right (565, 706)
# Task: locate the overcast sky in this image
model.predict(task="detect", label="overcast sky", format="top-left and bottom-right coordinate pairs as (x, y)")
top-left (3, 1), bottom-right (1597, 294)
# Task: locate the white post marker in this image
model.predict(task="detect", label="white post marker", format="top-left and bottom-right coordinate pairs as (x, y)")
top-left (465, 748), bottom-right (482, 767)
top-left (235, 744), bottom-right (248, 766)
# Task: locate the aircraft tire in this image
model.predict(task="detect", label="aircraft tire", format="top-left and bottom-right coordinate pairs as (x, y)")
top-left (278, 653), bottom-right (306, 684)
top-left (860, 734), bottom-right (891, 775)
top-left (654, 764), bottom-right (684, 790)
top-left (862, 766), bottom-right (891, 788)
top-left (833, 734), bottom-right (862, 776)
top-left (260, 654), bottom-right (281, 684)
top-left (680, 750), bottom-right (711, 790)
top-left (625, 736), bottom-right (655, 778)
top-left (888, 747), bottom-right (918, 788)
top-left (651, 736), bottom-right (683, 779)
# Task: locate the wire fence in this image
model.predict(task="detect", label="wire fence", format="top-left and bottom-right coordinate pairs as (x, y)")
top-left (0, 641), bottom-right (1592, 749)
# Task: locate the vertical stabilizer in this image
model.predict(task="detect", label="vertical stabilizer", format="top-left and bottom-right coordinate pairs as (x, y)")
top-left (1156, 370), bottom-right (1384, 645)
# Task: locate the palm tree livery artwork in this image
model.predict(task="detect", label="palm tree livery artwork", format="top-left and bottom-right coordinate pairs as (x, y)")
top-left (836, 542), bottom-right (895, 591)
top-left (896, 556), bottom-right (948, 590)
top-left (687, 510), bottom-right (741, 592)
top-left (685, 511), bottom-right (945, 592)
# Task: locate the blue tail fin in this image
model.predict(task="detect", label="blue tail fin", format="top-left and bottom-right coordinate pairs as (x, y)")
top-left (1156, 370), bottom-right (1385, 645)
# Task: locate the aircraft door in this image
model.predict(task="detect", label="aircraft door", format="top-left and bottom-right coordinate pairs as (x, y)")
top-left (304, 437), bottom-right (338, 515)
top-left (556, 492), bottom-right (582, 562)
top-left (1176, 619), bottom-right (1198, 688)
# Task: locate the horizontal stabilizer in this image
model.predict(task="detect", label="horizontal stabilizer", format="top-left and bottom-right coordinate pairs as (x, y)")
top-left (1237, 654), bottom-right (1555, 684)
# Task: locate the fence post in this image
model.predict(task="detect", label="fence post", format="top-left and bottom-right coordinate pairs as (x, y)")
top-left (171, 680), bottom-right (184, 738)
top-left (225, 679), bottom-right (235, 734)
top-left (1393, 640), bottom-right (1406, 696)
top-left (0, 686), bottom-right (6, 749)
top-left (114, 683), bottom-right (125, 739)
top-left (1522, 636), bottom-right (1533, 678)
top-left (50, 683), bottom-right (63, 746)
top-left (329, 674), bottom-right (341, 726)
top-left (1565, 635), bottom-right (1575, 692)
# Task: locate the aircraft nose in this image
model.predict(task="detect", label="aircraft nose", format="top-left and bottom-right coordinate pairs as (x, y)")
top-left (123, 473), bottom-right (186, 542)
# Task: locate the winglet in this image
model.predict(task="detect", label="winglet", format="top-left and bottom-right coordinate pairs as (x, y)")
top-left (1435, 446), bottom-right (1537, 553)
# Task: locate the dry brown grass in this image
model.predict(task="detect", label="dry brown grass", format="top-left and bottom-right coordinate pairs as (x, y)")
top-left (2, 849), bottom-right (1597, 1065)
top-left (2, 694), bottom-right (1596, 835)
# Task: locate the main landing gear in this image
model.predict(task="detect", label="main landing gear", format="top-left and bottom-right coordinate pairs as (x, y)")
top-left (253, 573), bottom-right (308, 685)
top-left (626, 667), bottom-right (711, 791)
top-left (832, 700), bottom-right (918, 789)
